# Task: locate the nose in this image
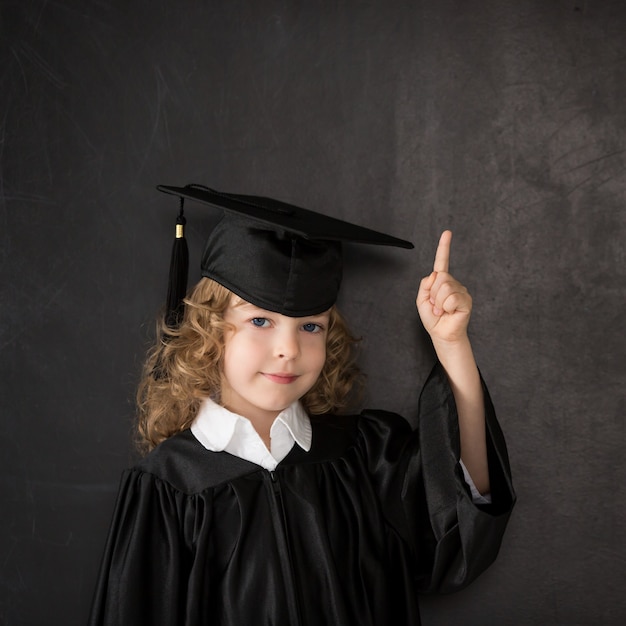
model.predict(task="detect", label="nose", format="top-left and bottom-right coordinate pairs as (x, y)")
top-left (274, 327), bottom-right (300, 360)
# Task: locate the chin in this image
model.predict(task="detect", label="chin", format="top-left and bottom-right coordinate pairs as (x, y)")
top-left (260, 391), bottom-right (302, 411)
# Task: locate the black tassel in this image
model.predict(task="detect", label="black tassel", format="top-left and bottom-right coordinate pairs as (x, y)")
top-left (165, 199), bottom-right (189, 327)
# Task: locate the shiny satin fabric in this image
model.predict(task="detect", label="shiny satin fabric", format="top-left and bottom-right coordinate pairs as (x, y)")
top-left (201, 215), bottom-right (342, 316)
top-left (89, 365), bottom-right (515, 625)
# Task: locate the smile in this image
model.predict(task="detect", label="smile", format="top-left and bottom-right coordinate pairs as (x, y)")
top-left (262, 373), bottom-right (300, 384)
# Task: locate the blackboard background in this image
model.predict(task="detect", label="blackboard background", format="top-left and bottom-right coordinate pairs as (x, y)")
top-left (1, 1), bottom-right (625, 624)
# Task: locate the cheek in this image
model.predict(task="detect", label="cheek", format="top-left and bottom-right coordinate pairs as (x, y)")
top-left (222, 332), bottom-right (235, 369)
top-left (223, 332), bottom-right (265, 370)
top-left (222, 333), bottom-right (247, 378)
top-left (309, 339), bottom-right (327, 374)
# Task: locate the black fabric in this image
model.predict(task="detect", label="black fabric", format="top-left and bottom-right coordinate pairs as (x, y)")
top-left (88, 365), bottom-right (515, 626)
top-left (157, 184), bottom-right (413, 316)
top-left (201, 215), bottom-right (342, 316)
top-left (157, 185), bottom-right (414, 247)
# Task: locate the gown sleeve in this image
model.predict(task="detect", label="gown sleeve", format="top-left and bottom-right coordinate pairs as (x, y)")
top-left (88, 468), bottom-right (213, 626)
top-left (359, 363), bottom-right (515, 594)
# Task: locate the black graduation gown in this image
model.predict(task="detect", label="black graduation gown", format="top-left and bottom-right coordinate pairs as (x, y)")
top-left (89, 366), bottom-right (515, 625)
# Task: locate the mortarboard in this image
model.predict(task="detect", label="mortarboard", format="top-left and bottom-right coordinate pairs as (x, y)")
top-left (157, 184), bottom-right (414, 325)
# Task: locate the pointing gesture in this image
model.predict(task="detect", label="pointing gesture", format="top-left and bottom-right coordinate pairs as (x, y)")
top-left (416, 231), bottom-right (472, 343)
top-left (433, 229), bottom-right (451, 273)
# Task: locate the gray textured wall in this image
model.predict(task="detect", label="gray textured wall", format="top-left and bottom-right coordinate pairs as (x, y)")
top-left (1, 1), bottom-right (625, 624)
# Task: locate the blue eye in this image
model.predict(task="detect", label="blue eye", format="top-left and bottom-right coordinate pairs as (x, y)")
top-left (251, 318), bottom-right (270, 328)
top-left (302, 322), bottom-right (321, 333)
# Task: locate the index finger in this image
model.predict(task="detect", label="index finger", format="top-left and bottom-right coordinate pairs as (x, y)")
top-left (433, 230), bottom-right (452, 273)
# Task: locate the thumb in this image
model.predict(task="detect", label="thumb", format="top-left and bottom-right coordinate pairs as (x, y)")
top-left (416, 271), bottom-right (437, 307)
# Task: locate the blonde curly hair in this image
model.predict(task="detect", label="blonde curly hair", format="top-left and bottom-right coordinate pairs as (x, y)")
top-left (136, 278), bottom-right (362, 453)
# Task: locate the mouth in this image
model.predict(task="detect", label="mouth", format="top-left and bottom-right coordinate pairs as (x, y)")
top-left (262, 373), bottom-right (300, 384)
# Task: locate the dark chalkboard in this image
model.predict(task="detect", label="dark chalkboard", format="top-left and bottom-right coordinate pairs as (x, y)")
top-left (1, 1), bottom-right (625, 624)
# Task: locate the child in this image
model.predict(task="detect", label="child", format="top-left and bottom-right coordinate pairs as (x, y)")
top-left (89, 185), bottom-right (515, 626)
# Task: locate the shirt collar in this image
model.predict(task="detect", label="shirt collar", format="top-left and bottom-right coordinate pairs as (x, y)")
top-left (273, 402), bottom-right (312, 452)
top-left (191, 397), bottom-right (312, 454)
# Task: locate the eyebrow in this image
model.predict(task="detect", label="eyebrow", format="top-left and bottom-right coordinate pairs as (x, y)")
top-left (307, 311), bottom-right (331, 320)
top-left (230, 301), bottom-right (330, 322)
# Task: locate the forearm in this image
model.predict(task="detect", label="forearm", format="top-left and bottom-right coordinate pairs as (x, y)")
top-left (432, 336), bottom-right (490, 495)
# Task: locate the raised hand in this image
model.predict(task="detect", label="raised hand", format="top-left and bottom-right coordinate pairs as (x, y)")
top-left (416, 231), bottom-right (472, 344)
top-left (416, 231), bottom-right (489, 493)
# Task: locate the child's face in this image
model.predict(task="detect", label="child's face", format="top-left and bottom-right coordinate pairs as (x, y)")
top-left (221, 298), bottom-right (330, 423)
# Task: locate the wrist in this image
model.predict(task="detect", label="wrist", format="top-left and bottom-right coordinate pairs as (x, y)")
top-left (431, 334), bottom-right (476, 371)
top-left (431, 333), bottom-right (471, 354)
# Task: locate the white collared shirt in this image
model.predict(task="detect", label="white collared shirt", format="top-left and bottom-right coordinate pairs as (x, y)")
top-left (190, 398), bottom-right (490, 503)
top-left (191, 397), bottom-right (311, 470)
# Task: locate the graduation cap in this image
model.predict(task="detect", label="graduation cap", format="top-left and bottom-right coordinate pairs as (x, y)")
top-left (157, 184), bottom-right (414, 325)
